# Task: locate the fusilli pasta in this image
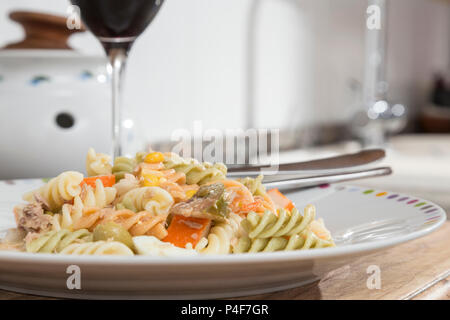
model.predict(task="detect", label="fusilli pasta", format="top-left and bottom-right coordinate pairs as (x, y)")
top-left (23, 171), bottom-right (84, 211)
top-left (73, 208), bottom-right (168, 239)
top-left (113, 173), bottom-right (140, 202)
top-left (26, 229), bottom-right (93, 253)
top-left (233, 229), bottom-right (335, 253)
top-left (196, 213), bottom-right (243, 255)
top-left (4, 147), bottom-right (336, 257)
top-left (135, 151), bottom-right (148, 164)
top-left (112, 156), bottom-right (136, 181)
top-left (81, 179), bottom-right (116, 208)
top-left (50, 199), bottom-right (83, 231)
top-left (163, 153), bottom-right (227, 185)
top-left (86, 147), bottom-right (112, 176)
top-left (237, 175), bottom-right (266, 196)
top-left (137, 161), bottom-right (199, 202)
top-left (119, 187), bottom-right (174, 215)
top-left (242, 205), bottom-right (315, 239)
top-left (50, 180), bottom-right (116, 231)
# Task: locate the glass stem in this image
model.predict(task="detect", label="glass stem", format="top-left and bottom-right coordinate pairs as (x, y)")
top-left (364, 0), bottom-right (388, 107)
top-left (107, 47), bottom-right (128, 158)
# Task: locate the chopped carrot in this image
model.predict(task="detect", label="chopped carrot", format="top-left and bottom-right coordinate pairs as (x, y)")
top-left (267, 188), bottom-right (294, 211)
top-left (163, 215), bottom-right (211, 248)
top-left (81, 175), bottom-right (116, 188)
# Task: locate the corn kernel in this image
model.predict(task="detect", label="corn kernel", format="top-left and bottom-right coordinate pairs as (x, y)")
top-left (142, 174), bottom-right (160, 187)
top-left (144, 152), bottom-right (164, 164)
top-left (185, 189), bottom-right (197, 199)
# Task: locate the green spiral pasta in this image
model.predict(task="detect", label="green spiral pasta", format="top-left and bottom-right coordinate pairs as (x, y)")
top-left (135, 151), bottom-right (148, 164)
top-left (242, 205), bottom-right (316, 239)
top-left (26, 229), bottom-right (93, 253)
top-left (236, 175), bottom-right (266, 196)
top-left (112, 156), bottom-right (137, 181)
top-left (233, 230), bottom-right (335, 253)
top-left (163, 153), bottom-right (227, 185)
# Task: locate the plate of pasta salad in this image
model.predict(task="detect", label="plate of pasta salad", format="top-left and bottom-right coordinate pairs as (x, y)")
top-left (0, 149), bottom-right (446, 299)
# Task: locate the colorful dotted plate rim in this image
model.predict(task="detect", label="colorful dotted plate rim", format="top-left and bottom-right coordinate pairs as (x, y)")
top-left (325, 184), bottom-right (445, 226)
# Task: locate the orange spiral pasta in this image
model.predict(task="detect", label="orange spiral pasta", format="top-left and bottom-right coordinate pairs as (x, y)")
top-left (73, 207), bottom-right (168, 239)
top-left (137, 162), bottom-right (199, 202)
top-left (212, 179), bottom-right (276, 215)
top-left (159, 180), bottom-right (199, 202)
top-left (251, 194), bottom-right (276, 214)
top-left (211, 179), bottom-right (255, 215)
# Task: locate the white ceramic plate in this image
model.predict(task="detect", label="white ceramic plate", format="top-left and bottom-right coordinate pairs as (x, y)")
top-left (0, 179), bottom-right (446, 299)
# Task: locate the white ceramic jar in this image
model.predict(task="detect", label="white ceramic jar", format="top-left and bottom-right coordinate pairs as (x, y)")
top-left (0, 49), bottom-right (111, 179)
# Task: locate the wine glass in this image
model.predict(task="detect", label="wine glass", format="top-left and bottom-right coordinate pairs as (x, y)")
top-left (351, 0), bottom-right (406, 147)
top-left (70, 0), bottom-right (164, 157)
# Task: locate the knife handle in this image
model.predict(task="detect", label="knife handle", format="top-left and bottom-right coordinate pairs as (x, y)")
top-left (228, 149), bottom-right (385, 173)
top-left (263, 167), bottom-right (392, 191)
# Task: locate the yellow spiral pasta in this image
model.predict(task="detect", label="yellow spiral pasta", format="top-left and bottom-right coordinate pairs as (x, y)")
top-left (137, 161), bottom-right (199, 202)
top-left (51, 200), bottom-right (82, 231)
top-left (119, 187), bottom-right (174, 215)
top-left (26, 229), bottom-right (93, 253)
top-left (163, 153), bottom-right (227, 185)
top-left (233, 230), bottom-right (335, 253)
top-left (82, 179), bottom-right (116, 208)
top-left (73, 208), bottom-right (168, 239)
top-left (86, 147), bottom-right (112, 177)
top-left (23, 171), bottom-right (84, 211)
top-left (50, 180), bottom-right (116, 231)
top-left (113, 173), bottom-right (140, 202)
top-left (112, 156), bottom-right (137, 181)
top-left (196, 213), bottom-right (243, 255)
top-left (59, 240), bottom-right (134, 255)
top-left (242, 205), bottom-right (316, 239)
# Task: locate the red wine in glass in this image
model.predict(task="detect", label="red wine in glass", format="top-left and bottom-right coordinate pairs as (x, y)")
top-left (70, 0), bottom-right (165, 157)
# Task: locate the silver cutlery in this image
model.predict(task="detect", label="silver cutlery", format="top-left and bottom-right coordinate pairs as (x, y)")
top-left (227, 149), bottom-right (391, 190)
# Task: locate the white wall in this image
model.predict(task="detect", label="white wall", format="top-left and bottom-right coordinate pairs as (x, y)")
top-left (0, 0), bottom-right (448, 146)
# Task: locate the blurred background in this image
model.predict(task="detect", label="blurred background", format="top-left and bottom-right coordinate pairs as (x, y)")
top-left (0, 0), bottom-right (449, 210)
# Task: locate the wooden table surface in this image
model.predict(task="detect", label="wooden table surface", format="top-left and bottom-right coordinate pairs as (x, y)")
top-left (1, 221), bottom-right (448, 300)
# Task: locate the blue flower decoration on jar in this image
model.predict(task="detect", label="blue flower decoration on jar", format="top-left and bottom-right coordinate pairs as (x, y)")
top-left (30, 75), bottom-right (50, 86)
top-left (80, 70), bottom-right (93, 80)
